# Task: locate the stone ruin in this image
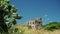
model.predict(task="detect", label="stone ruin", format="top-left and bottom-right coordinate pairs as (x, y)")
top-left (26, 18), bottom-right (42, 29)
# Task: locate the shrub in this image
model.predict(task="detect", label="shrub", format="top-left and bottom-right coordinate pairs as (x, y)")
top-left (43, 22), bottom-right (60, 31)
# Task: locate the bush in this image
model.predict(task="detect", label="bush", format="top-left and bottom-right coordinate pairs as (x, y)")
top-left (28, 26), bottom-right (32, 29)
top-left (43, 22), bottom-right (60, 31)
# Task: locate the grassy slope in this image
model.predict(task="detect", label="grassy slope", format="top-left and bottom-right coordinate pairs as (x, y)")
top-left (10, 24), bottom-right (60, 34)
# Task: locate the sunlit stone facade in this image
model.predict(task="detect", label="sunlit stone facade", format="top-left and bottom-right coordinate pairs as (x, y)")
top-left (27, 18), bottom-right (42, 29)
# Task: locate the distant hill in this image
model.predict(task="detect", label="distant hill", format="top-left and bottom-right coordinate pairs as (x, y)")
top-left (43, 22), bottom-right (60, 31)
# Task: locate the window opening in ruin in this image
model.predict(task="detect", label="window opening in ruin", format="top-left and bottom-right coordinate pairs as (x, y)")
top-left (33, 22), bottom-right (34, 24)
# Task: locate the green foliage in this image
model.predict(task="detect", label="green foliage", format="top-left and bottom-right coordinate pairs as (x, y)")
top-left (9, 27), bottom-right (24, 34)
top-left (0, 0), bottom-right (22, 28)
top-left (43, 22), bottom-right (60, 31)
top-left (0, 0), bottom-right (22, 34)
top-left (28, 26), bottom-right (32, 29)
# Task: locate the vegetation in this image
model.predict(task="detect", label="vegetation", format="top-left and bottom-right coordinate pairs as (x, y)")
top-left (9, 24), bottom-right (60, 34)
top-left (0, 22), bottom-right (60, 34)
top-left (43, 22), bottom-right (60, 31)
top-left (0, 0), bottom-right (60, 34)
top-left (0, 0), bottom-right (22, 34)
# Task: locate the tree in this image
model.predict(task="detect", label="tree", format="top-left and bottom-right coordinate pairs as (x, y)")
top-left (0, 0), bottom-right (22, 34)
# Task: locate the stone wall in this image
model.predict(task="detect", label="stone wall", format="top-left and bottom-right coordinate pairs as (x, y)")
top-left (26, 18), bottom-right (42, 29)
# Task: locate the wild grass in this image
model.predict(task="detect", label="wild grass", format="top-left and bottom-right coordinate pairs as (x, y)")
top-left (8, 24), bottom-right (60, 34)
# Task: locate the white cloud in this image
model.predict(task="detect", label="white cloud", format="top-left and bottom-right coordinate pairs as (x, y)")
top-left (43, 14), bottom-right (50, 21)
top-left (47, 18), bottom-right (50, 20)
top-left (49, 21), bottom-right (53, 22)
top-left (44, 14), bottom-right (48, 17)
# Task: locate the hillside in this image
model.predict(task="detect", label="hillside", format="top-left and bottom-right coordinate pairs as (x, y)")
top-left (9, 24), bottom-right (60, 34)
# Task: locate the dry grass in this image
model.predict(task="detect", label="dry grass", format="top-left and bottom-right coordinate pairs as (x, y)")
top-left (10, 24), bottom-right (60, 34)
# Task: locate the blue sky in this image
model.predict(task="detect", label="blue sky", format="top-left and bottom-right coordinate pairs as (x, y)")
top-left (10, 0), bottom-right (60, 25)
